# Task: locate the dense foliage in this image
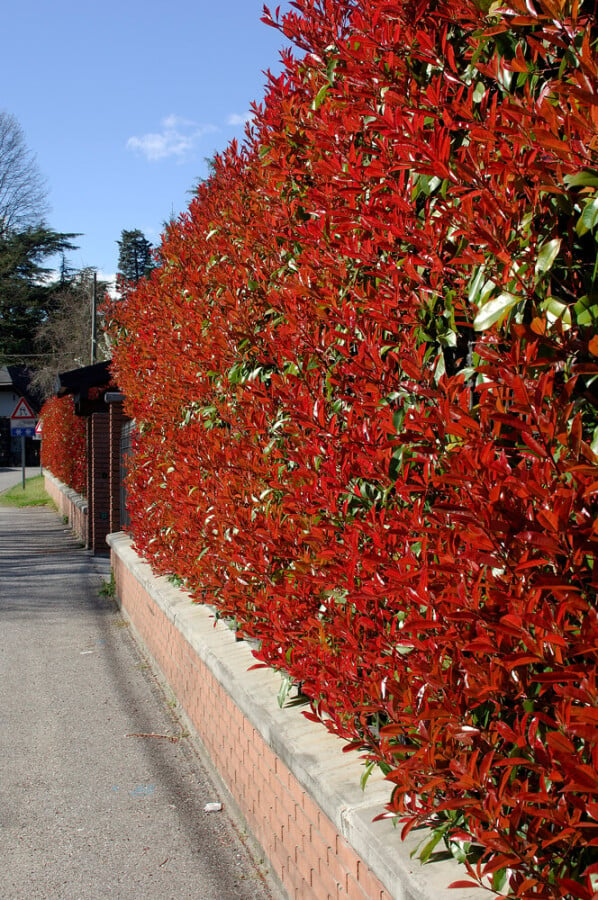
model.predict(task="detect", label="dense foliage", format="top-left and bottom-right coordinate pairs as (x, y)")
top-left (40, 395), bottom-right (86, 496)
top-left (108, 0), bottom-right (598, 895)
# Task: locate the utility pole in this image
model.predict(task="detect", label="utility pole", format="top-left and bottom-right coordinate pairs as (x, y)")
top-left (91, 270), bottom-right (97, 364)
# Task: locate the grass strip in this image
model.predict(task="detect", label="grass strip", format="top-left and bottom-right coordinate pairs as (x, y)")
top-left (0, 475), bottom-right (54, 508)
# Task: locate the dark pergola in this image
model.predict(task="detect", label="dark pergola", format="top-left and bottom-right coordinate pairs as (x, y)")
top-left (52, 359), bottom-right (130, 551)
top-left (57, 360), bottom-right (113, 416)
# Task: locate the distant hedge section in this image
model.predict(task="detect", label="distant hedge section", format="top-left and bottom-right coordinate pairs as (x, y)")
top-left (108, 0), bottom-right (598, 896)
top-left (40, 395), bottom-right (86, 497)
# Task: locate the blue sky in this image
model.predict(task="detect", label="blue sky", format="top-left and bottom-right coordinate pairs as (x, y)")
top-left (1, 0), bottom-right (292, 284)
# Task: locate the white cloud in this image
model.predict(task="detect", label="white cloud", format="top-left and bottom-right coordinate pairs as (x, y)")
top-left (100, 274), bottom-right (119, 300)
top-left (97, 270), bottom-right (117, 288)
top-left (127, 115), bottom-right (218, 162)
top-left (227, 112), bottom-right (253, 126)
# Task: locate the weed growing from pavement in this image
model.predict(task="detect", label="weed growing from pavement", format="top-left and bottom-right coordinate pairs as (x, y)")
top-left (98, 571), bottom-right (116, 599)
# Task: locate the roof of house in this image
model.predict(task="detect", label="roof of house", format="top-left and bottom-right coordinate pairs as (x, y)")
top-left (0, 365), bottom-right (40, 412)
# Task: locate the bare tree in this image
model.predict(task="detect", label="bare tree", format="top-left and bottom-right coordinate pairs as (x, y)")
top-left (0, 111), bottom-right (48, 235)
top-left (31, 268), bottom-right (110, 399)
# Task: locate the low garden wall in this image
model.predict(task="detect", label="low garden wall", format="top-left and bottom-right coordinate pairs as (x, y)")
top-left (108, 529), bottom-right (488, 900)
top-left (44, 471), bottom-right (87, 548)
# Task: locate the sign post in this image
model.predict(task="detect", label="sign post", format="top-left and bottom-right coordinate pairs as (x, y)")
top-left (10, 398), bottom-right (37, 490)
top-left (35, 420), bottom-right (43, 475)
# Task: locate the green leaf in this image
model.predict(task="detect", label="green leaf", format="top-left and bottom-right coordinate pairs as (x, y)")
top-left (227, 362), bottom-right (243, 384)
top-left (541, 296), bottom-right (571, 328)
top-left (438, 329), bottom-right (457, 348)
top-left (434, 352), bottom-right (446, 384)
top-left (576, 197), bottom-right (598, 236)
top-left (574, 294), bottom-right (598, 326)
top-left (535, 238), bottom-right (561, 277)
top-left (472, 82), bottom-right (486, 103)
top-left (448, 838), bottom-right (471, 865)
top-left (277, 672), bottom-right (293, 708)
top-left (414, 828), bottom-right (445, 863)
top-left (392, 409), bottom-right (405, 432)
top-left (473, 291), bottom-right (519, 331)
top-left (312, 83), bottom-right (329, 111)
top-left (492, 867), bottom-right (509, 892)
top-left (468, 265), bottom-right (487, 305)
top-left (564, 169), bottom-right (598, 188)
top-left (360, 761), bottom-right (377, 791)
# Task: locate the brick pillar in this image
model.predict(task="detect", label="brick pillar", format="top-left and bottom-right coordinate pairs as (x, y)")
top-left (89, 412), bottom-right (110, 552)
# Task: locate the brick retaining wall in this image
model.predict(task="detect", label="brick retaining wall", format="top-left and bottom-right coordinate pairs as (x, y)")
top-left (44, 471), bottom-right (87, 547)
top-left (107, 531), bottom-right (489, 900)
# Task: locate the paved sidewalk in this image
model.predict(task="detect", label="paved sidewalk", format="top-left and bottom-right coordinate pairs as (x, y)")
top-left (0, 467), bottom-right (43, 494)
top-left (0, 506), bottom-right (279, 900)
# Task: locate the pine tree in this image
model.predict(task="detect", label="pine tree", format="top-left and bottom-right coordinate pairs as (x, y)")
top-left (0, 227), bottom-right (78, 363)
top-left (0, 112), bottom-right (79, 365)
top-left (116, 229), bottom-right (154, 287)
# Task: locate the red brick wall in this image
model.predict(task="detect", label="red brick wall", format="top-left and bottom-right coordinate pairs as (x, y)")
top-left (44, 472), bottom-right (88, 547)
top-left (111, 551), bottom-right (391, 900)
top-left (46, 406), bottom-right (128, 552)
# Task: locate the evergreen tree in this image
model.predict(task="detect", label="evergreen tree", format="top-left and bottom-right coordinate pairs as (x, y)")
top-left (116, 229), bottom-right (154, 287)
top-left (0, 112), bottom-right (79, 365)
top-left (0, 227), bottom-right (78, 363)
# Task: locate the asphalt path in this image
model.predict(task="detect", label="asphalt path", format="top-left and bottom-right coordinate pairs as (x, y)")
top-left (0, 504), bottom-right (279, 899)
top-left (0, 467), bottom-right (43, 494)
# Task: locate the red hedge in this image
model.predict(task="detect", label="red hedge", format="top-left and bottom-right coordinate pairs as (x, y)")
top-left (40, 395), bottom-right (86, 496)
top-left (108, 0), bottom-right (598, 895)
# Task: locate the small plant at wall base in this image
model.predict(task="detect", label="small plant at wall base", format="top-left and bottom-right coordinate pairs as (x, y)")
top-left (107, 0), bottom-right (598, 896)
top-left (98, 571), bottom-right (116, 599)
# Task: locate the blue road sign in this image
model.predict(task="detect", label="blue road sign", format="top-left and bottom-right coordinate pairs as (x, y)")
top-left (11, 426), bottom-right (36, 437)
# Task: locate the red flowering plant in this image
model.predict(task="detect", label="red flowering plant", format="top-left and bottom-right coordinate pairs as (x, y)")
top-left (107, 0), bottom-right (598, 895)
top-left (40, 395), bottom-right (86, 496)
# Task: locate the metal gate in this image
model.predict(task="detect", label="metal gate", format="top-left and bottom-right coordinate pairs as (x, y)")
top-left (119, 419), bottom-right (135, 530)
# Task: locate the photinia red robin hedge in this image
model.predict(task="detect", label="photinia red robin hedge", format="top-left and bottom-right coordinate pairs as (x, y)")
top-left (107, 0), bottom-right (598, 895)
top-left (40, 395), bottom-right (86, 496)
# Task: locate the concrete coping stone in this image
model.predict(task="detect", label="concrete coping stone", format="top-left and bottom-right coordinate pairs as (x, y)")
top-left (107, 530), bottom-right (489, 900)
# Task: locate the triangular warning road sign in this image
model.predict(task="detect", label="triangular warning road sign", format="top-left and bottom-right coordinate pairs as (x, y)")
top-left (10, 397), bottom-right (35, 419)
